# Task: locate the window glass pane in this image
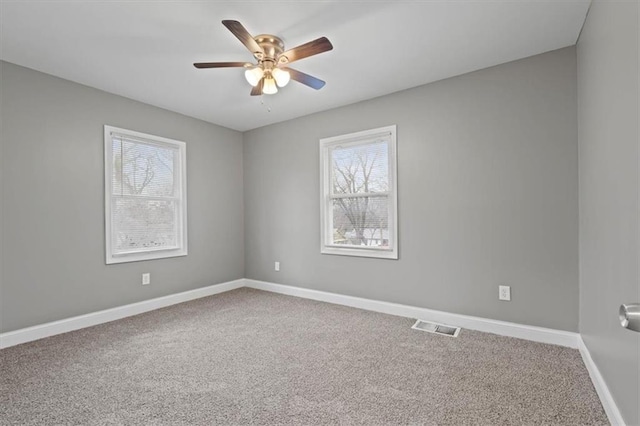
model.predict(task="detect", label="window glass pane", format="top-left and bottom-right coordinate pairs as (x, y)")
top-left (112, 138), bottom-right (177, 197)
top-left (331, 195), bottom-right (389, 248)
top-left (111, 138), bottom-right (122, 195)
top-left (331, 140), bottom-right (388, 195)
top-left (113, 198), bottom-right (177, 253)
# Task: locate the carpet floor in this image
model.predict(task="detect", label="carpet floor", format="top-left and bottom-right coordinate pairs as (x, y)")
top-left (1, 288), bottom-right (607, 425)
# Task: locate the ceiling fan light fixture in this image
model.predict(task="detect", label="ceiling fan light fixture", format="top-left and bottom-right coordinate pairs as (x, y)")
top-left (262, 77), bottom-right (278, 95)
top-left (272, 68), bottom-right (290, 87)
top-left (263, 77), bottom-right (278, 94)
top-left (244, 66), bottom-right (264, 87)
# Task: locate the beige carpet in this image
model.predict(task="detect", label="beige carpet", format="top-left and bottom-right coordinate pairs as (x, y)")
top-left (1, 288), bottom-right (607, 425)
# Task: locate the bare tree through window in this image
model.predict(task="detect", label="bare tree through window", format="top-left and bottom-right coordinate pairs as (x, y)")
top-left (330, 140), bottom-right (389, 247)
top-left (111, 139), bottom-right (179, 252)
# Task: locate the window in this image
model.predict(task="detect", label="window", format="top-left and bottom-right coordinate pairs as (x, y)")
top-left (320, 125), bottom-right (398, 259)
top-left (104, 125), bottom-right (187, 264)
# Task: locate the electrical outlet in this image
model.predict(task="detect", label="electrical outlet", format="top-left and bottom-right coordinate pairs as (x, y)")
top-left (499, 285), bottom-right (511, 301)
top-left (274, 261), bottom-right (280, 272)
top-left (142, 273), bottom-right (151, 285)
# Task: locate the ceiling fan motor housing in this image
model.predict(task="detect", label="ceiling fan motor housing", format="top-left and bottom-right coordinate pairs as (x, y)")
top-left (253, 34), bottom-right (285, 64)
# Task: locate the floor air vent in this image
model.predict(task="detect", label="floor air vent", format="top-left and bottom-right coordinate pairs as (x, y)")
top-left (411, 319), bottom-right (461, 337)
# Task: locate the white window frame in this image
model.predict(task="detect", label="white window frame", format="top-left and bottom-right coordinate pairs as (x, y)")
top-left (319, 125), bottom-right (398, 259)
top-left (104, 125), bottom-right (188, 264)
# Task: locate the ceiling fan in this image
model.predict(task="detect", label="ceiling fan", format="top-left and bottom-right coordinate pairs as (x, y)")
top-left (194, 20), bottom-right (333, 96)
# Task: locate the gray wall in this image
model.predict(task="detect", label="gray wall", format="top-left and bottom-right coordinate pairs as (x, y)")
top-left (0, 61), bottom-right (244, 332)
top-left (244, 47), bottom-right (579, 331)
top-left (577, 1), bottom-right (639, 424)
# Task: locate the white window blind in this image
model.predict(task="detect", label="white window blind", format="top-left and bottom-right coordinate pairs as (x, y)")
top-left (104, 126), bottom-right (187, 264)
top-left (320, 125), bottom-right (398, 259)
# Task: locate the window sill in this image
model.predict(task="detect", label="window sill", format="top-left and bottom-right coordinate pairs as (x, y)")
top-left (321, 246), bottom-right (398, 260)
top-left (106, 248), bottom-right (187, 264)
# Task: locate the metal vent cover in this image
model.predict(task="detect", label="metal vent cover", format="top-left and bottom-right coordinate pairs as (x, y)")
top-left (412, 319), bottom-right (461, 337)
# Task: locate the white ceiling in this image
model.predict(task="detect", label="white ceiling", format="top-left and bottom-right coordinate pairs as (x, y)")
top-left (0, 1), bottom-right (589, 132)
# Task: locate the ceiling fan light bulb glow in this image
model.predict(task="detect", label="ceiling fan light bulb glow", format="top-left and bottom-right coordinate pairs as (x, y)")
top-left (272, 68), bottom-right (290, 87)
top-left (244, 67), bottom-right (264, 87)
top-left (263, 77), bottom-right (278, 94)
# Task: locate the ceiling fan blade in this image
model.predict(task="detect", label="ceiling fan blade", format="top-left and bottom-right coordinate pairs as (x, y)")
top-left (222, 20), bottom-right (263, 56)
top-left (250, 78), bottom-right (264, 96)
top-left (283, 67), bottom-right (326, 90)
top-left (193, 62), bottom-right (249, 69)
top-left (278, 37), bottom-right (333, 64)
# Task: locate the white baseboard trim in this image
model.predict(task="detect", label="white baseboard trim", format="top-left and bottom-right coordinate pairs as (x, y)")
top-left (244, 279), bottom-right (580, 348)
top-left (0, 279), bottom-right (245, 349)
top-left (0, 278), bottom-right (582, 351)
top-left (577, 336), bottom-right (626, 426)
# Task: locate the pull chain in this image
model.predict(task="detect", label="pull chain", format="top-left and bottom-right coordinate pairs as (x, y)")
top-left (260, 97), bottom-right (272, 113)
